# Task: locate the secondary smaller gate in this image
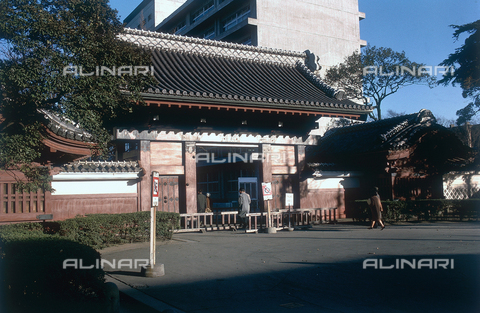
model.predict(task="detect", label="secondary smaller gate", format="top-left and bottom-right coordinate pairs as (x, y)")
top-left (158, 176), bottom-right (180, 213)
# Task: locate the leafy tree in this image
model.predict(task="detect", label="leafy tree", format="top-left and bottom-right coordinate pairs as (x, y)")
top-left (324, 45), bottom-right (435, 120)
top-left (438, 20), bottom-right (480, 125)
top-left (0, 0), bottom-right (154, 191)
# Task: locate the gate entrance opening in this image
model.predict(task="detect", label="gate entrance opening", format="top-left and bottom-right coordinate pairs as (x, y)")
top-left (196, 144), bottom-right (261, 212)
top-left (238, 177), bottom-right (258, 211)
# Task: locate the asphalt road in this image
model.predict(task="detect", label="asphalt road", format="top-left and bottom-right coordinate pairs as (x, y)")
top-left (101, 222), bottom-right (480, 313)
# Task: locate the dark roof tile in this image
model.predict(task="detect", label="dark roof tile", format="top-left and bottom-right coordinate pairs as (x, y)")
top-left (60, 161), bottom-right (141, 173)
top-left (119, 29), bottom-right (372, 114)
top-left (309, 109), bottom-right (438, 161)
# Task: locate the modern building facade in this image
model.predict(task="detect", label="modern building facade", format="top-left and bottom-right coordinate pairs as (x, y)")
top-left (124, 0), bottom-right (185, 31)
top-left (125, 0), bottom-right (366, 74)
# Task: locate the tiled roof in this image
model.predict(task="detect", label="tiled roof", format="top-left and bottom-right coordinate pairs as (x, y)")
top-left (308, 109), bottom-right (439, 162)
top-left (40, 109), bottom-right (92, 142)
top-left (119, 28), bottom-right (371, 114)
top-left (115, 128), bottom-right (305, 144)
top-left (60, 161), bottom-right (141, 173)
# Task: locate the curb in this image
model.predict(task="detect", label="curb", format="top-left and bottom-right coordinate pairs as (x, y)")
top-left (106, 274), bottom-right (184, 313)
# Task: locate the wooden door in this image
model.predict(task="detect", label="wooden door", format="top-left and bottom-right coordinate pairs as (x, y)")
top-left (158, 176), bottom-right (179, 213)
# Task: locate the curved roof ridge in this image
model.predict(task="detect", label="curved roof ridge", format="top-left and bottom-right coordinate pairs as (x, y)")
top-left (295, 61), bottom-right (346, 100)
top-left (39, 109), bottom-right (92, 142)
top-left (321, 109), bottom-right (437, 148)
top-left (119, 28), bottom-right (306, 66)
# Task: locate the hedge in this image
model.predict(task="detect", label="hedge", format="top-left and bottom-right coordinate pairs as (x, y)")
top-left (57, 211), bottom-right (181, 249)
top-left (0, 211), bottom-right (180, 250)
top-left (354, 199), bottom-right (480, 223)
top-left (0, 211), bottom-right (180, 312)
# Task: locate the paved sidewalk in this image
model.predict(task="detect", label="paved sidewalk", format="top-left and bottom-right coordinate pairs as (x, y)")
top-left (100, 222), bottom-right (480, 313)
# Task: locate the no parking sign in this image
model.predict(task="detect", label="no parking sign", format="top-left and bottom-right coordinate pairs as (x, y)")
top-left (262, 182), bottom-right (273, 200)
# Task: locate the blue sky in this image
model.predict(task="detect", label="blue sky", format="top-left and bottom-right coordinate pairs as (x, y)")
top-left (109, 0), bottom-right (480, 123)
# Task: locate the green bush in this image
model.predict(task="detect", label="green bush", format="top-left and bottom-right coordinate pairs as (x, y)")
top-left (0, 222), bottom-right (45, 242)
top-left (354, 199), bottom-right (480, 223)
top-left (0, 211), bottom-right (180, 312)
top-left (57, 211), bottom-right (180, 249)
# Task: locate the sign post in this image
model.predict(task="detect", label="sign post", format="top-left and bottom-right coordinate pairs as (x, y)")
top-left (142, 171), bottom-right (164, 277)
top-left (151, 172), bottom-right (159, 267)
top-left (262, 182), bottom-right (275, 234)
top-left (285, 193), bottom-right (294, 231)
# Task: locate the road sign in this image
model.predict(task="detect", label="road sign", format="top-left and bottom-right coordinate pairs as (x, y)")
top-left (285, 193), bottom-right (294, 207)
top-left (262, 182), bottom-right (273, 200)
top-left (152, 171), bottom-right (159, 207)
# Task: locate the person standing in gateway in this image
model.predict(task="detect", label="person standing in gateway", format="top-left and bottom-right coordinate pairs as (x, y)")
top-left (197, 189), bottom-right (207, 213)
top-left (238, 188), bottom-right (251, 228)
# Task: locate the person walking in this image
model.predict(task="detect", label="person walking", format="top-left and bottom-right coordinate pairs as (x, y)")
top-left (368, 187), bottom-right (385, 230)
top-left (238, 188), bottom-right (251, 228)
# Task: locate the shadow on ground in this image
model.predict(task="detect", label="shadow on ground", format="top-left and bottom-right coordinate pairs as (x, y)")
top-left (107, 253), bottom-right (480, 313)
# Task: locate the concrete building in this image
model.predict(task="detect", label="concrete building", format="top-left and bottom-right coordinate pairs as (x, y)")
top-left (125, 0), bottom-right (366, 74)
top-left (124, 0), bottom-right (185, 31)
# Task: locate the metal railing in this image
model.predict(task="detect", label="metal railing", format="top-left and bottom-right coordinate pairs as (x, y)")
top-left (175, 208), bottom-right (337, 233)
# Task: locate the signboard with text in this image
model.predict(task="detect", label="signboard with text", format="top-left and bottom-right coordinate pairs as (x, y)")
top-left (285, 193), bottom-right (294, 207)
top-left (261, 182), bottom-right (273, 200)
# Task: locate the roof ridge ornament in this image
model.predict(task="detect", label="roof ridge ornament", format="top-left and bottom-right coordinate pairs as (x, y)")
top-left (38, 109), bottom-right (92, 142)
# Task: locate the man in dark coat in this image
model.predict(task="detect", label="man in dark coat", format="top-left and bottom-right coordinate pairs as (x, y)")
top-left (238, 188), bottom-right (251, 228)
top-left (197, 189), bottom-right (207, 213)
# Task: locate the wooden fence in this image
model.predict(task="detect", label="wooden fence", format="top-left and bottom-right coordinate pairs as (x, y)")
top-left (175, 208), bottom-right (337, 233)
top-left (0, 182), bottom-right (48, 223)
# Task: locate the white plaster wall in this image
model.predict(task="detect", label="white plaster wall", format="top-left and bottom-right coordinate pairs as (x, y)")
top-left (309, 116), bottom-right (364, 136)
top-left (52, 180), bottom-right (137, 195)
top-left (51, 173), bottom-right (139, 195)
top-left (256, 0), bottom-right (365, 75)
top-left (307, 177), bottom-right (360, 189)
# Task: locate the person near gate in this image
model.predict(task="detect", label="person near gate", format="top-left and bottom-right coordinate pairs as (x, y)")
top-left (368, 187), bottom-right (385, 230)
top-left (238, 188), bottom-right (251, 228)
top-left (205, 193), bottom-right (212, 213)
top-left (197, 189), bottom-right (207, 213)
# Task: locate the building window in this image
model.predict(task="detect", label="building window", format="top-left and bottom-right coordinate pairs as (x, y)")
top-left (242, 37), bottom-right (252, 45)
top-left (221, 5), bottom-right (250, 32)
top-left (203, 26), bottom-right (215, 39)
top-left (197, 172), bottom-right (219, 199)
top-left (172, 20), bottom-right (186, 34)
top-left (191, 0), bottom-right (214, 23)
top-left (148, 14), bottom-right (152, 21)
